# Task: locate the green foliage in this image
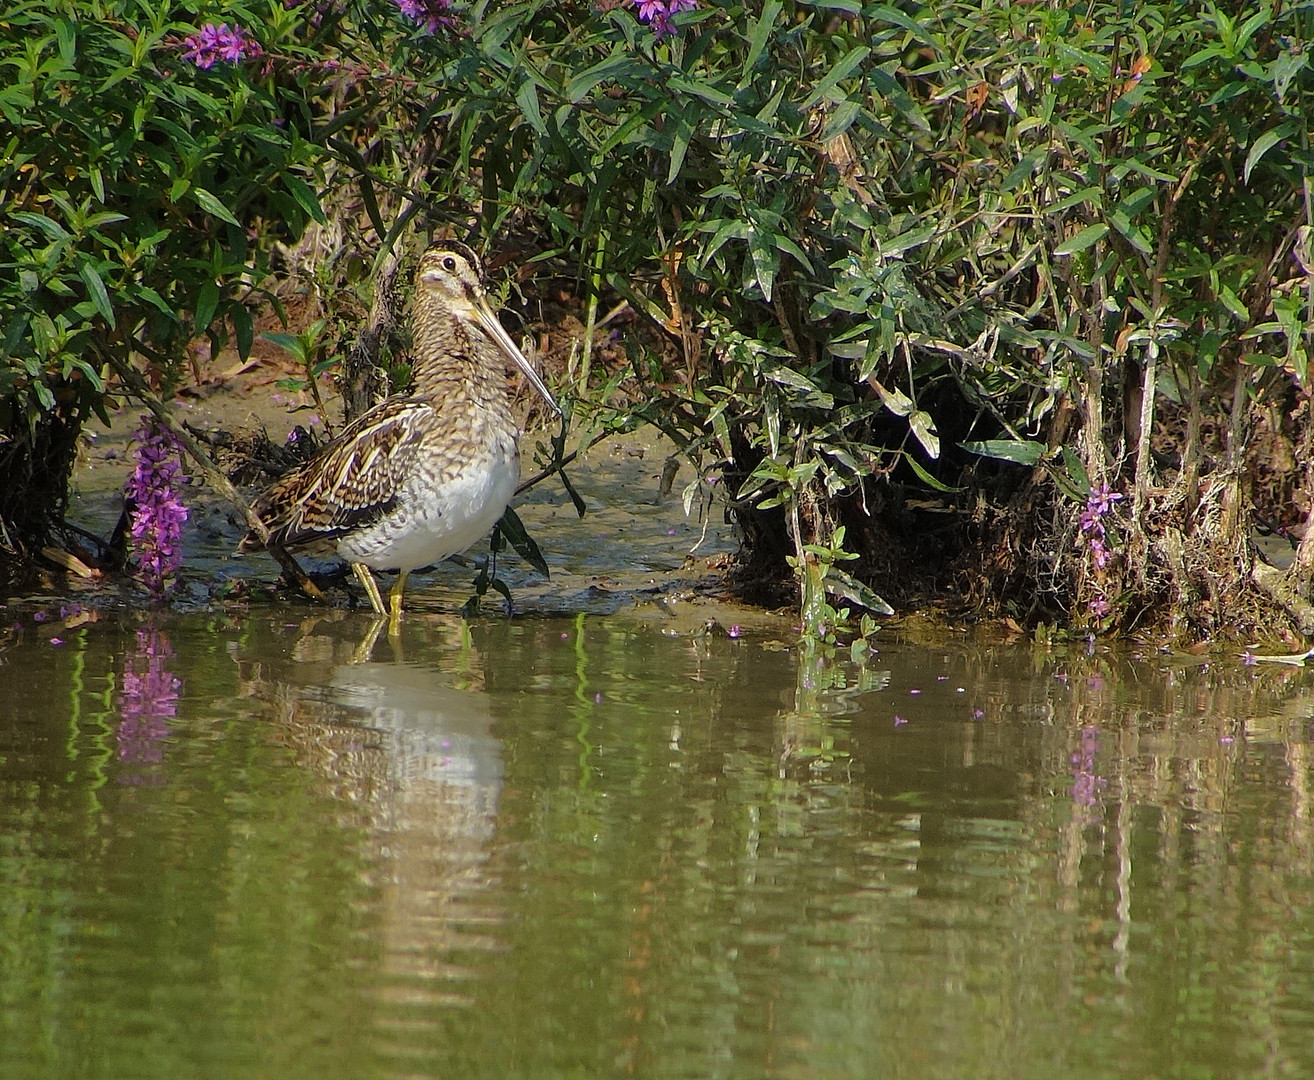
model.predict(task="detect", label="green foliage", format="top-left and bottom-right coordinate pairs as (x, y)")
top-left (4, 0), bottom-right (1312, 635)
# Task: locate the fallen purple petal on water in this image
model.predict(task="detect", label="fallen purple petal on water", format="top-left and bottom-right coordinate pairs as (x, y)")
top-left (908, 687), bottom-right (921, 695)
top-left (1220, 736), bottom-right (1236, 745)
top-left (33, 611), bottom-right (48, 623)
top-left (726, 625), bottom-right (742, 639)
top-left (972, 708), bottom-right (985, 719)
top-left (893, 714), bottom-right (907, 726)
top-left (49, 637), bottom-right (63, 646)
top-left (594, 692), bottom-right (604, 703)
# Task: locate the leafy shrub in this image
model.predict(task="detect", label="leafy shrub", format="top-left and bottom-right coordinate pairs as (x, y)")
top-left (3, 0), bottom-right (1311, 638)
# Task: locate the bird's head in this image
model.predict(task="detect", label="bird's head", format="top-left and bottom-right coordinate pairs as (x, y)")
top-left (415, 240), bottom-right (487, 316)
top-left (413, 240), bottom-right (560, 415)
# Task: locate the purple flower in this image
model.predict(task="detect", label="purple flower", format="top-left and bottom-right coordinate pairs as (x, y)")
top-left (394, 0), bottom-right (457, 33)
top-left (633, 0), bottom-right (698, 36)
top-left (181, 23), bottom-right (262, 69)
top-left (117, 628), bottom-right (180, 773)
top-left (1078, 507), bottom-right (1104, 536)
top-left (1087, 481), bottom-right (1123, 517)
top-left (124, 417), bottom-right (189, 591)
top-left (1088, 538), bottom-right (1110, 570)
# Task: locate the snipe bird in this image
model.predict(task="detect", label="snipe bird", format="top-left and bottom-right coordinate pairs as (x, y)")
top-left (239, 240), bottom-right (559, 626)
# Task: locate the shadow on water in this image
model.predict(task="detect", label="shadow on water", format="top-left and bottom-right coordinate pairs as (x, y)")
top-left (4, 608), bottom-right (1314, 1079)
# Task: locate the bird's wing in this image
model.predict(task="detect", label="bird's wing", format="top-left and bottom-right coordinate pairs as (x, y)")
top-left (242, 399), bottom-right (439, 551)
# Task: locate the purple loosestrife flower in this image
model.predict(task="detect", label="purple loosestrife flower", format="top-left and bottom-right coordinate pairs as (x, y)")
top-left (634, 0), bottom-right (698, 37)
top-left (1087, 480), bottom-right (1123, 517)
top-left (394, 0), bottom-right (457, 33)
top-left (125, 417), bottom-right (190, 591)
top-left (181, 23), bottom-right (262, 69)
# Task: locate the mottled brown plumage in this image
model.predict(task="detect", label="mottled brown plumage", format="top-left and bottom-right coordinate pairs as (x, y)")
top-left (239, 241), bottom-right (558, 626)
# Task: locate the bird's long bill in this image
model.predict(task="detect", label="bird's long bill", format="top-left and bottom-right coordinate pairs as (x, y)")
top-left (474, 298), bottom-right (561, 415)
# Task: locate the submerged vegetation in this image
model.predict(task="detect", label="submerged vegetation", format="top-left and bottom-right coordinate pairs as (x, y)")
top-left (2, 0), bottom-right (1312, 641)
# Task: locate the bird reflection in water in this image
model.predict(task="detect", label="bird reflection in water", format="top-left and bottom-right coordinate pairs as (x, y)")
top-left (257, 618), bottom-right (506, 1018)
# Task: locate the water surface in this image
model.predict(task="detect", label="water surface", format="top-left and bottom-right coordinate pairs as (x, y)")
top-left (3, 609), bottom-right (1314, 1079)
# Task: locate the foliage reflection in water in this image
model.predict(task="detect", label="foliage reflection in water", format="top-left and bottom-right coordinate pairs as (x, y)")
top-left (2, 610), bottom-right (1314, 1079)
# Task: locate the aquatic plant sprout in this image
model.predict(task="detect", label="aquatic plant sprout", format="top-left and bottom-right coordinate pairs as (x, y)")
top-left (180, 23), bottom-right (262, 68)
top-left (125, 417), bottom-right (189, 591)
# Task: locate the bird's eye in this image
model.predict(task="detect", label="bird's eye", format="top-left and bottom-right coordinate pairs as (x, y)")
top-left (442, 256), bottom-right (457, 271)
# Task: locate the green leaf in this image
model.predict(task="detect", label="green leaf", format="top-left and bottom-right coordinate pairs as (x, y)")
top-left (497, 506), bottom-right (550, 577)
top-left (801, 45), bottom-right (870, 109)
top-left (1, 314), bottom-right (30, 363)
top-left (869, 377), bottom-right (913, 417)
top-left (284, 174), bottom-right (328, 226)
top-left (962, 439), bottom-right (1047, 465)
top-left (10, 211), bottom-right (69, 241)
top-left (763, 362), bottom-right (821, 393)
top-left (904, 453), bottom-right (962, 493)
top-left (826, 566), bottom-right (894, 616)
top-left (1106, 209), bottom-right (1152, 254)
top-left (1244, 121), bottom-right (1296, 184)
top-left (1002, 148), bottom-right (1046, 192)
top-left (78, 262), bottom-right (114, 324)
top-left (191, 187), bottom-right (241, 228)
top-left (667, 103), bottom-right (695, 184)
top-left (909, 409), bottom-right (939, 459)
top-left (819, 99), bottom-right (860, 142)
top-left (748, 227), bottom-right (778, 302)
top-left (742, 0), bottom-right (783, 79)
top-left (233, 304), bottom-right (253, 360)
top-left (1060, 447), bottom-right (1089, 496)
top-left (516, 77), bottom-right (547, 135)
top-left (195, 281), bottom-right (220, 330)
top-left (567, 54), bottom-right (638, 101)
top-left (1054, 222), bottom-right (1109, 256)
top-left (262, 331), bottom-right (304, 362)
top-left (358, 174), bottom-right (386, 241)
top-left (558, 469), bottom-right (587, 519)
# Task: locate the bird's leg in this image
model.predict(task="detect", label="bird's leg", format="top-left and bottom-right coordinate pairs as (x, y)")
top-left (352, 562), bottom-right (387, 616)
top-left (387, 569), bottom-right (410, 636)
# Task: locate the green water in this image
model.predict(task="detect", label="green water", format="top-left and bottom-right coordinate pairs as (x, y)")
top-left (3, 608), bottom-right (1314, 1079)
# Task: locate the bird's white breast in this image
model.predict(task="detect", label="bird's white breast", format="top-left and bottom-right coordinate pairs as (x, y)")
top-left (337, 440), bottom-right (519, 573)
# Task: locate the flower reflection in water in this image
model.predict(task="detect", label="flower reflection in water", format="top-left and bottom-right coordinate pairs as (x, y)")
top-left (1070, 725), bottom-right (1107, 811)
top-left (117, 628), bottom-right (181, 781)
